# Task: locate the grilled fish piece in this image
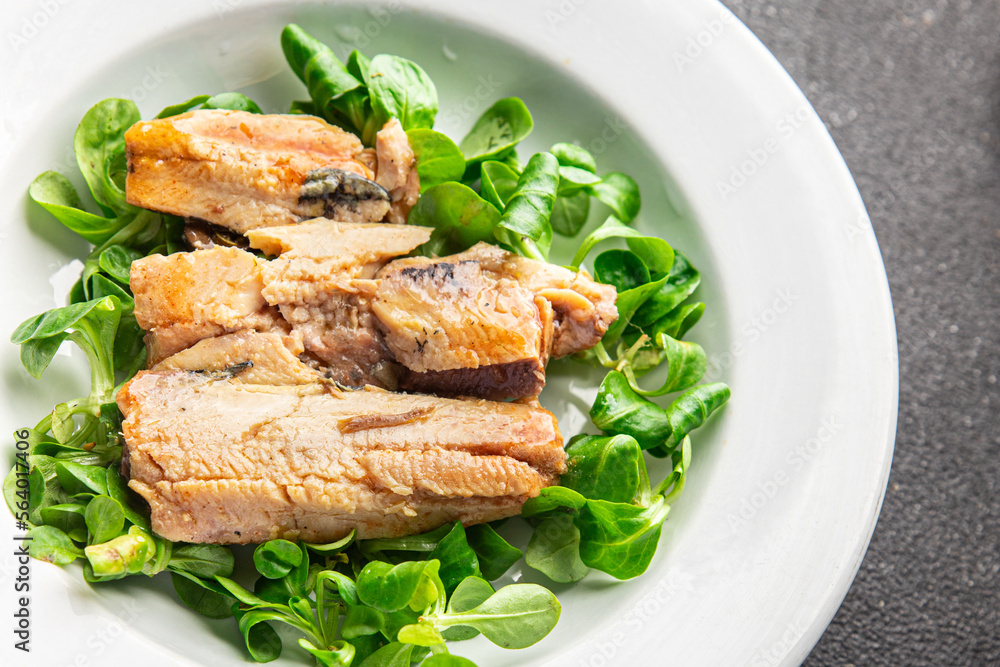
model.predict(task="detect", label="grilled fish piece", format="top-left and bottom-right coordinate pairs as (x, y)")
top-left (247, 220), bottom-right (431, 385)
top-left (372, 243), bottom-right (616, 398)
top-left (246, 219), bottom-right (432, 282)
top-left (373, 258), bottom-right (552, 399)
top-left (131, 246), bottom-right (267, 329)
top-left (272, 282), bottom-right (393, 387)
top-left (119, 370), bottom-right (565, 544)
top-left (130, 246), bottom-right (290, 364)
top-left (125, 110), bottom-right (391, 232)
top-left (131, 234), bottom-right (615, 398)
top-left (446, 243), bottom-right (618, 358)
top-left (131, 221), bottom-right (431, 375)
top-left (152, 331), bottom-right (320, 385)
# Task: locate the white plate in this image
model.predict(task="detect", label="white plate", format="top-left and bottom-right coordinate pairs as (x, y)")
top-left (0, 1), bottom-right (897, 665)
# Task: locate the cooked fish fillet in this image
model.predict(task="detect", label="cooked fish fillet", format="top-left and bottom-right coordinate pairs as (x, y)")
top-left (371, 243), bottom-right (616, 398)
top-left (131, 222), bottom-right (431, 376)
top-left (435, 243), bottom-right (619, 358)
top-left (247, 219), bottom-right (432, 288)
top-left (131, 246), bottom-right (291, 363)
top-left (125, 110), bottom-right (391, 232)
top-left (247, 220), bottom-right (431, 385)
top-left (131, 235), bottom-right (614, 397)
top-left (274, 284), bottom-right (394, 387)
top-left (248, 219), bottom-right (430, 264)
top-left (375, 118), bottom-right (420, 224)
top-left (144, 320), bottom-right (282, 367)
top-left (131, 246), bottom-right (266, 330)
top-left (373, 258), bottom-right (552, 399)
top-left (119, 370), bottom-right (565, 544)
top-left (153, 331), bottom-right (318, 385)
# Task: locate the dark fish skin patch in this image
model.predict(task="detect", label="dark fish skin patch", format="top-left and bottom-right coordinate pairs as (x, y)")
top-left (300, 167), bottom-right (391, 208)
top-left (400, 360), bottom-right (546, 401)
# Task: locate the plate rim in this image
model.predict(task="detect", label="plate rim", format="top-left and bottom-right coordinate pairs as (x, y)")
top-left (0, 1), bottom-right (899, 665)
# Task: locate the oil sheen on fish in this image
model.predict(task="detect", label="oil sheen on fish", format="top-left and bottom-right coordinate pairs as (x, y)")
top-left (372, 258), bottom-right (553, 399)
top-left (131, 220), bottom-right (432, 375)
top-left (132, 234), bottom-right (617, 398)
top-left (125, 110), bottom-right (398, 232)
top-left (118, 368), bottom-right (565, 544)
top-left (373, 243), bottom-right (617, 398)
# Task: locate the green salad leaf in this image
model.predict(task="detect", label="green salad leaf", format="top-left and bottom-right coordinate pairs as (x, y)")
top-left (465, 525), bottom-right (522, 581)
top-left (409, 182), bottom-right (500, 256)
top-left (494, 152), bottom-right (559, 260)
top-left (525, 516), bottom-right (589, 583)
top-left (368, 54), bottom-right (438, 131)
top-left (74, 98), bottom-right (139, 216)
top-left (589, 172), bottom-right (641, 223)
top-left (407, 129), bottom-right (466, 191)
top-left (428, 524), bottom-right (481, 593)
top-left (479, 160), bottom-right (519, 210)
top-left (157, 95), bottom-right (212, 118)
top-left (561, 434), bottom-right (645, 504)
top-left (551, 142), bottom-right (597, 173)
top-left (426, 584), bottom-right (560, 649)
top-left (460, 97), bottom-right (534, 169)
top-left (549, 189), bottom-right (591, 237)
top-left (28, 172), bottom-right (133, 245)
top-left (201, 92), bottom-right (263, 113)
top-left (282, 24), bottom-right (370, 139)
top-left (358, 642), bottom-right (415, 667)
top-left (576, 496), bottom-right (669, 580)
top-left (28, 525), bottom-right (84, 565)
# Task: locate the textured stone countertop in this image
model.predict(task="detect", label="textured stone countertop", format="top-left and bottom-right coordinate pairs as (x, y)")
top-left (718, 1), bottom-right (999, 665)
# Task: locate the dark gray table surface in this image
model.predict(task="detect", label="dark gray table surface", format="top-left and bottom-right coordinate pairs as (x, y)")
top-left (718, 1), bottom-right (1000, 665)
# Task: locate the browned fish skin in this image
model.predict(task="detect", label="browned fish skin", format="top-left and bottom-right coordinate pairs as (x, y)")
top-left (131, 221), bottom-right (432, 376)
top-left (118, 371), bottom-right (565, 544)
top-left (373, 258), bottom-right (552, 399)
top-left (130, 246), bottom-right (291, 364)
top-left (181, 220), bottom-right (250, 251)
top-left (433, 243), bottom-right (619, 358)
top-left (299, 168), bottom-right (392, 224)
top-left (399, 361), bottom-right (546, 401)
top-left (375, 119), bottom-right (420, 224)
top-left (125, 110), bottom-right (390, 232)
top-left (247, 220), bottom-right (431, 385)
top-left (131, 234), bottom-right (615, 398)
